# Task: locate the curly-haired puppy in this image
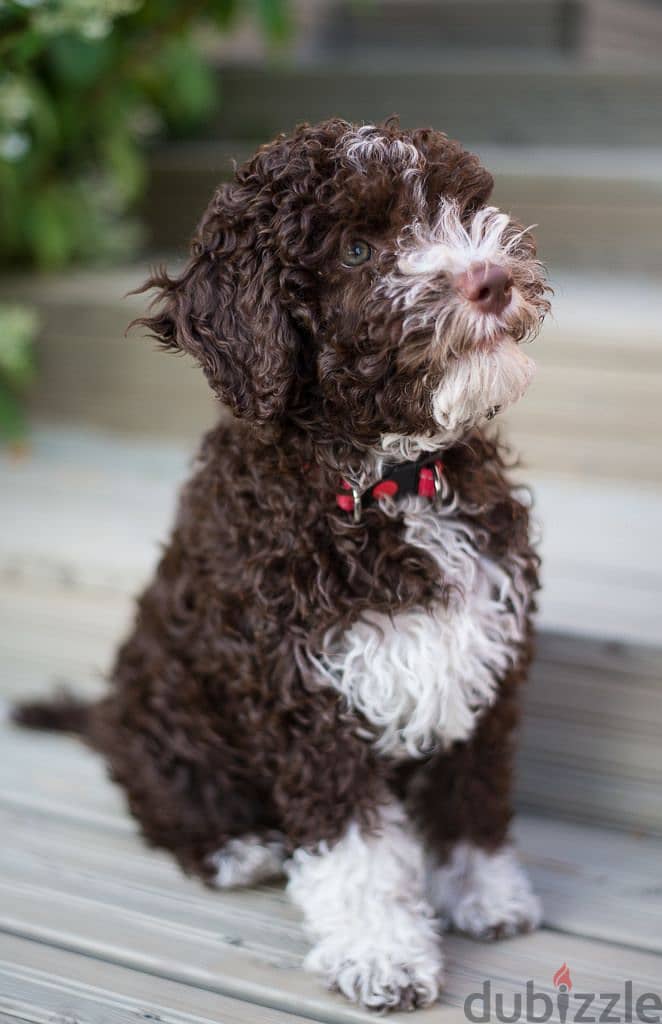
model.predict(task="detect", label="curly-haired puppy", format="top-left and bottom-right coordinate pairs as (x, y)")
top-left (16, 118), bottom-right (550, 1012)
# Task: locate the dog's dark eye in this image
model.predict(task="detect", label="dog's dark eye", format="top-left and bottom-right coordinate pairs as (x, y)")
top-left (342, 240), bottom-right (372, 267)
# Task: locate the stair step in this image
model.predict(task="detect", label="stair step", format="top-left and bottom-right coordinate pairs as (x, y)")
top-left (2, 267), bottom-right (660, 488)
top-left (316, 0), bottom-right (580, 56)
top-left (145, 140), bottom-right (662, 273)
top-left (1, 427), bottom-right (661, 834)
top-left (0, 267), bottom-right (217, 442)
top-left (3, 426), bottom-right (661, 646)
top-left (303, 0), bottom-right (662, 63)
top-left (208, 61), bottom-right (662, 147)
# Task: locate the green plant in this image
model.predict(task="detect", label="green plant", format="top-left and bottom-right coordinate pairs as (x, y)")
top-left (0, 304), bottom-right (37, 441)
top-left (0, 0), bottom-right (288, 442)
top-left (0, 0), bottom-right (290, 270)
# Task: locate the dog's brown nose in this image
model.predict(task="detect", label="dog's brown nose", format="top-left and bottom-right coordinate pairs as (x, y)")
top-left (455, 262), bottom-right (513, 315)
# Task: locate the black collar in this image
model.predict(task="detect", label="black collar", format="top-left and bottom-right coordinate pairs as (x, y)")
top-left (336, 453), bottom-right (444, 522)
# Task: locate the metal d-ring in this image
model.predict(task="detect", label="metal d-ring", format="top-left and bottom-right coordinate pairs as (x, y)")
top-left (352, 487), bottom-right (362, 523)
top-left (432, 461), bottom-right (443, 498)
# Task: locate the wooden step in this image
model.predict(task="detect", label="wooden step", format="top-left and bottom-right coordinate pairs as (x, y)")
top-left (0, 933), bottom-right (320, 1024)
top-left (213, 0), bottom-right (662, 66)
top-left (0, 266), bottom-right (218, 442)
top-left (309, 0), bottom-right (662, 62)
top-left (144, 141), bottom-right (662, 274)
top-left (2, 428), bottom-right (661, 834)
top-left (2, 423), bottom-right (661, 1018)
top-left (1, 715), bottom-right (662, 1023)
top-left (2, 268), bottom-right (661, 487)
top-left (2, 427), bottom-right (662, 644)
top-left (208, 62), bottom-right (662, 147)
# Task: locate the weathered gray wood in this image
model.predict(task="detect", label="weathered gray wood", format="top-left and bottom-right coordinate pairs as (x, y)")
top-left (0, 801), bottom-right (661, 1023)
top-left (1, 720), bottom-right (662, 957)
top-left (2, 424), bottom-right (662, 830)
top-left (3, 261), bottom-right (662, 479)
top-left (310, 0), bottom-right (662, 62)
top-left (0, 934), bottom-right (318, 1024)
top-left (146, 139), bottom-right (662, 273)
top-left (318, 0), bottom-right (577, 56)
top-left (3, 426), bottom-right (662, 641)
top-left (4, 578), bottom-right (662, 831)
top-left (209, 63), bottom-right (662, 148)
top-left (0, 270), bottom-right (217, 442)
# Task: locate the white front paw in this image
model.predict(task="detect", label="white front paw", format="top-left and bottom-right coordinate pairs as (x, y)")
top-left (305, 929), bottom-right (444, 1011)
top-left (429, 843), bottom-right (542, 941)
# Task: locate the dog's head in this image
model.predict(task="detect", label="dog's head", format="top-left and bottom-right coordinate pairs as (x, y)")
top-left (138, 119), bottom-right (549, 456)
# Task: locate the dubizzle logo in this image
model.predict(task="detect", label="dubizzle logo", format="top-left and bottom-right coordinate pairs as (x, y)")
top-left (464, 963), bottom-right (662, 1023)
top-left (554, 963), bottom-right (573, 1023)
top-left (554, 964), bottom-right (573, 991)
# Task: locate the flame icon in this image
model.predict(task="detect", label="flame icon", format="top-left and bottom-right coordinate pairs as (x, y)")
top-left (553, 963), bottom-right (573, 991)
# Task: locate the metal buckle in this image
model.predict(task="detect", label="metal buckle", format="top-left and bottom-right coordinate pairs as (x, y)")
top-left (432, 461), bottom-right (443, 497)
top-left (352, 487), bottom-right (362, 524)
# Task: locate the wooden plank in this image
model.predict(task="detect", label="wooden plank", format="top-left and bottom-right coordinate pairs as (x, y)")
top-left (3, 429), bottom-right (662, 836)
top-left (3, 586), bottom-right (662, 834)
top-left (145, 137), bottom-right (662, 272)
top-left (0, 271), bottom-right (216, 442)
top-left (0, 882), bottom-right (453, 1024)
top-left (0, 934), bottom-right (319, 1024)
top-left (1, 791), bottom-right (662, 957)
top-left (210, 64), bottom-right (662, 148)
top-left (3, 429), bottom-right (662, 645)
top-left (0, 821), bottom-right (661, 1023)
top-left (516, 629), bottom-right (662, 832)
top-left (1, 721), bottom-right (662, 956)
top-left (1, 719), bottom-right (662, 1019)
top-left (514, 816), bottom-right (662, 953)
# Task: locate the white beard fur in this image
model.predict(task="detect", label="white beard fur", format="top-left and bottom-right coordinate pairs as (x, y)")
top-left (380, 338), bottom-right (536, 459)
top-left (286, 797), bottom-right (443, 1010)
top-left (314, 489), bottom-right (533, 759)
top-left (431, 338), bottom-right (535, 436)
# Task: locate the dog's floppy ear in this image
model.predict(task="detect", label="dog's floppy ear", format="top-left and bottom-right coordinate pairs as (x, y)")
top-left (133, 180), bottom-right (299, 424)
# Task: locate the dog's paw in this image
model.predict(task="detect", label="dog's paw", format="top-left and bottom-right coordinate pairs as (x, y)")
top-left (209, 834), bottom-right (286, 888)
top-left (452, 881), bottom-right (541, 941)
top-left (305, 931), bottom-right (444, 1011)
top-left (429, 842), bottom-right (541, 942)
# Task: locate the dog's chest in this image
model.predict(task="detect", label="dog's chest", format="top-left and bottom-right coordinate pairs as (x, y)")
top-left (320, 498), bottom-right (532, 759)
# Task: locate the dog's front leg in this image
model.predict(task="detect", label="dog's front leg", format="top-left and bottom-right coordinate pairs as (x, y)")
top-left (409, 686), bottom-right (542, 941)
top-left (286, 797), bottom-right (443, 1012)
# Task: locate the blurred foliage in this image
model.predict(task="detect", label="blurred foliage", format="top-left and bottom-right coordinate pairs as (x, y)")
top-left (0, 0), bottom-right (290, 270)
top-left (0, 305), bottom-right (37, 441)
top-left (0, 0), bottom-right (288, 441)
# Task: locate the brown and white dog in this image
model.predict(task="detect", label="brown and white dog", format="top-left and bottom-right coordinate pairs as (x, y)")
top-left (16, 118), bottom-right (550, 1012)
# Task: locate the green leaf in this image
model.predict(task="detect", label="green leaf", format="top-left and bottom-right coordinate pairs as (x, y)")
top-left (102, 127), bottom-right (146, 203)
top-left (48, 33), bottom-right (114, 88)
top-left (0, 303), bottom-right (37, 389)
top-left (255, 0), bottom-right (291, 41)
top-left (25, 186), bottom-right (76, 269)
top-left (0, 0), bottom-right (294, 271)
top-left (0, 381), bottom-right (28, 441)
top-left (147, 38), bottom-right (217, 130)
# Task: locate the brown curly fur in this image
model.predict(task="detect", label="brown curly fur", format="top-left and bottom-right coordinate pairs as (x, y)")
top-left (15, 119), bottom-right (547, 889)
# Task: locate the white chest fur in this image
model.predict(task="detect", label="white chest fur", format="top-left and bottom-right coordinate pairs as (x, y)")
top-left (317, 495), bottom-right (533, 759)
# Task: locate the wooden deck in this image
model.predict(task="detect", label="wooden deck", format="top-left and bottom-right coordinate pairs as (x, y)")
top-left (2, 429), bottom-right (662, 1023)
top-left (2, 719), bottom-right (662, 1024)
